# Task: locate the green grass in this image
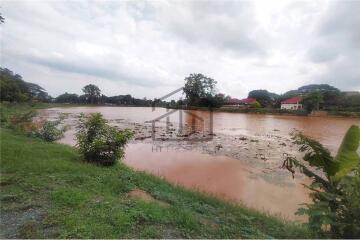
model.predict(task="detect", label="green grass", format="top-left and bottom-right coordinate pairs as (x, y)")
top-left (0, 128), bottom-right (314, 238)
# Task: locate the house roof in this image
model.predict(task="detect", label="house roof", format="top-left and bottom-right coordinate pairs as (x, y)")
top-left (225, 98), bottom-right (242, 105)
top-left (225, 97), bottom-right (257, 105)
top-left (239, 97), bottom-right (256, 104)
top-left (281, 96), bottom-right (302, 104)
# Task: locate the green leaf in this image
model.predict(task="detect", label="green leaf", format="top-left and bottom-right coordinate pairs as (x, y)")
top-left (333, 125), bottom-right (360, 182)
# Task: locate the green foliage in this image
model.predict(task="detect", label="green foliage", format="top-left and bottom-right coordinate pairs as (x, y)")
top-left (75, 113), bottom-right (133, 166)
top-left (333, 125), bottom-right (360, 181)
top-left (33, 115), bottom-right (67, 142)
top-left (5, 108), bottom-right (67, 142)
top-left (282, 125), bottom-right (360, 238)
top-left (250, 100), bottom-right (262, 108)
top-left (0, 68), bottom-right (50, 102)
top-left (8, 110), bottom-right (38, 133)
top-left (55, 92), bottom-right (80, 104)
top-left (248, 90), bottom-right (279, 107)
top-left (301, 92), bottom-right (323, 113)
top-left (183, 73), bottom-right (218, 107)
top-left (82, 84), bottom-right (101, 104)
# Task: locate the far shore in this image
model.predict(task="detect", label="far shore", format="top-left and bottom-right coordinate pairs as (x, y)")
top-left (2, 101), bottom-right (359, 118)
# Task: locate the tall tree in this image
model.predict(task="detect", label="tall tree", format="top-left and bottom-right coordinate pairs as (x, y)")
top-left (0, 68), bottom-right (50, 102)
top-left (183, 73), bottom-right (217, 107)
top-left (82, 84), bottom-right (101, 104)
top-left (301, 92), bottom-right (323, 113)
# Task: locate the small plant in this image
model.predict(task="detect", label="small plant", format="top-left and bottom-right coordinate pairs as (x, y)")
top-left (33, 114), bottom-right (67, 142)
top-left (7, 110), bottom-right (67, 142)
top-left (282, 125), bottom-right (360, 238)
top-left (75, 113), bottom-right (133, 166)
top-left (9, 110), bottom-right (37, 133)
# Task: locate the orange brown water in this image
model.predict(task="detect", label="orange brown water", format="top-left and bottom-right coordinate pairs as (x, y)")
top-left (41, 106), bottom-right (359, 221)
top-left (124, 143), bottom-right (310, 221)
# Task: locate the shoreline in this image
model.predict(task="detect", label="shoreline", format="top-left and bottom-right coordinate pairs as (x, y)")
top-left (169, 105), bottom-right (360, 118)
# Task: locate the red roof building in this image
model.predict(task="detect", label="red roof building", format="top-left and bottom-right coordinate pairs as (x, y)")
top-left (281, 96), bottom-right (303, 110)
top-left (281, 96), bottom-right (302, 104)
top-left (224, 97), bottom-right (257, 106)
top-left (224, 98), bottom-right (242, 105)
top-left (239, 97), bottom-right (257, 105)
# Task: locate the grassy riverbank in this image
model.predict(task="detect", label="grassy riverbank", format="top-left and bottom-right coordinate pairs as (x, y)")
top-left (0, 103), bottom-right (314, 238)
top-left (0, 134), bottom-right (314, 238)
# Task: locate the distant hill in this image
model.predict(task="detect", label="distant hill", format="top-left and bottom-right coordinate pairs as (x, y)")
top-left (283, 84), bottom-right (340, 98)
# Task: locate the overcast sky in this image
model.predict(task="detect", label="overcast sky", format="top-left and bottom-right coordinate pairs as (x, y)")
top-left (1, 0), bottom-right (359, 99)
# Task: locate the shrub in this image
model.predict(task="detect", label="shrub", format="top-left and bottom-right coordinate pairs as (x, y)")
top-left (7, 110), bottom-right (67, 142)
top-left (282, 125), bottom-right (360, 238)
top-left (9, 110), bottom-right (37, 133)
top-left (33, 115), bottom-right (67, 142)
top-left (250, 100), bottom-right (262, 108)
top-left (75, 113), bottom-right (133, 166)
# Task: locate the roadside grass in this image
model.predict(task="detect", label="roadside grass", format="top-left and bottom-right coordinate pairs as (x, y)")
top-left (0, 128), bottom-right (315, 238)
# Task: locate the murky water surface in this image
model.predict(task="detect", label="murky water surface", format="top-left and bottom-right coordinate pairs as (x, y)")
top-left (40, 106), bottom-right (359, 221)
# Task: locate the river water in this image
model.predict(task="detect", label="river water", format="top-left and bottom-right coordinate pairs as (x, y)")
top-left (40, 106), bottom-right (359, 221)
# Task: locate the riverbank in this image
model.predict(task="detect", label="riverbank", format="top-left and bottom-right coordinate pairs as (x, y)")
top-left (0, 103), bottom-right (315, 238)
top-left (0, 129), bottom-right (314, 238)
top-left (171, 105), bottom-right (360, 118)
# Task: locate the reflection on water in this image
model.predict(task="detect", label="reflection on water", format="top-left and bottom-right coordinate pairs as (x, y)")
top-left (41, 106), bottom-right (359, 221)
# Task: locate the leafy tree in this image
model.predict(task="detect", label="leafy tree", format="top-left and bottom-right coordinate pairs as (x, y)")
top-left (75, 113), bottom-right (133, 166)
top-left (297, 84), bottom-right (339, 93)
top-left (248, 90), bottom-right (278, 107)
top-left (55, 92), bottom-right (79, 103)
top-left (301, 92), bottom-right (323, 113)
top-left (282, 125), bottom-right (360, 238)
top-left (82, 84), bottom-right (101, 104)
top-left (183, 73), bottom-right (217, 107)
top-left (0, 68), bottom-right (50, 102)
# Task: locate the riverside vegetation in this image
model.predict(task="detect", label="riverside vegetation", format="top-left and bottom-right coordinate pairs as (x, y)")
top-left (0, 103), bottom-right (313, 238)
top-left (1, 103), bottom-right (359, 238)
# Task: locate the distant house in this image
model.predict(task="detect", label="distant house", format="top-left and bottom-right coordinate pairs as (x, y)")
top-left (223, 97), bottom-right (257, 107)
top-left (224, 98), bottom-right (242, 106)
top-left (281, 96), bottom-right (303, 110)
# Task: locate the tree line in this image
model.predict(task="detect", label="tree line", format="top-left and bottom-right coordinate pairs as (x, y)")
top-left (1, 67), bottom-right (359, 112)
top-left (0, 68), bottom-right (158, 107)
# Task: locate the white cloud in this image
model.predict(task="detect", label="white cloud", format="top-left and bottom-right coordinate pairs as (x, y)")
top-left (1, 0), bottom-right (358, 99)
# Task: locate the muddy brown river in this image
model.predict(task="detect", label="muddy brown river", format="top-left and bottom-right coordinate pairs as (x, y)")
top-left (40, 106), bottom-right (359, 221)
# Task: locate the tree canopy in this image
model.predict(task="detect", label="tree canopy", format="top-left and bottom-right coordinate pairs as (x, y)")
top-left (183, 73), bottom-right (224, 108)
top-left (248, 89), bottom-right (278, 107)
top-left (0, 68), bottom-right (50, 102)
top-left (82, 84), bottom-right (101, 104)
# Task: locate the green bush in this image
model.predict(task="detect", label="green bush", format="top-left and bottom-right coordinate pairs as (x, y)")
top-left (250, 100), bottom-right (262, 108)
top-left (6, 109), bottom-right (67, 142)
top-left (282, 125), bottom-right (360, 238)
top-left (33, 116), bottom-right (67, 142)
top-left (8, 110), bottom-right (37, 132)
top-left (75, 113), bottom-right (133, 166)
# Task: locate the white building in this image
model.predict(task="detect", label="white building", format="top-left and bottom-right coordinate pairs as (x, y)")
top-left (281, 96), bottom-right (303, 110)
